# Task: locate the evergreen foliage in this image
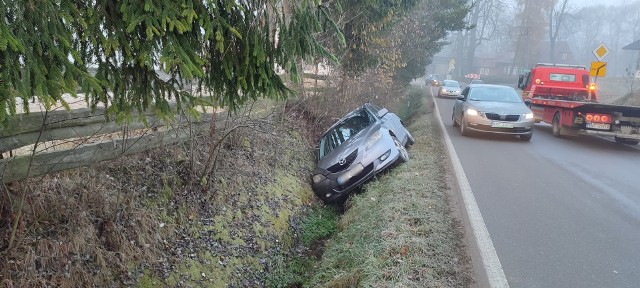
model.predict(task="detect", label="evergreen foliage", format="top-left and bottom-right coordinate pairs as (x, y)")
top-left (0, 0), bottom-right (337, 124)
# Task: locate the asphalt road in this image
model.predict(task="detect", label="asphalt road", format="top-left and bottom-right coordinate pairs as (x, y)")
top-left (429, 86), bottom-right (640, 288)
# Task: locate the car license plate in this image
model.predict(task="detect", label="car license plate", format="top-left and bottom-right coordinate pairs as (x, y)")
top-left (586, 123), bottom-right (610, 130)
top-left (491, 122), bottom-right (514, 128)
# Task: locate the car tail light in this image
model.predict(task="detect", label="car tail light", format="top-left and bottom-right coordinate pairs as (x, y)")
top-left (585, 113), bottom-right (612, 123)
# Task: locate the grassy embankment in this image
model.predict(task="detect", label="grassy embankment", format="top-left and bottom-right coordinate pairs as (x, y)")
top-left (268, 85), bottom-right (474, 287)
top-left (1, 101), bottom-right (321, 287)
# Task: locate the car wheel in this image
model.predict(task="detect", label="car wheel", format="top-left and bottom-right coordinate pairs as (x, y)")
top-left (614, 136), bottom-right (639, 145)
top-left (452, 113), bottom-right (459, 127)
top-left (393, 136), bottom-right (409, 163)
top-left (552, 112), bottom-right (562, 137)
top-left (405, 130), bottom-right (415, 146)
top-left (459, 115), bottom-right (470, 136)
top-left (519, 133), bottom-right (533, 141)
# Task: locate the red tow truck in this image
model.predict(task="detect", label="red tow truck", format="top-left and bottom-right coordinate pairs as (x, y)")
top-left (517, 63), bottom-right (640, 144)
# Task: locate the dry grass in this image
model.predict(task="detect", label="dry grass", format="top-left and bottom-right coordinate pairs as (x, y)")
top-left (0, 167), bottom-right (164, 287)
top-left (0, 100), bottom-right (320, 287)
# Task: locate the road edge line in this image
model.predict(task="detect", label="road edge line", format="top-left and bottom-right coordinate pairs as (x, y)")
top-left (432, 94), bottom-right (510, 288)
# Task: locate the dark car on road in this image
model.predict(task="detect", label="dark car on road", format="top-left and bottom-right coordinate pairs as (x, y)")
top-left (452, 84), bottom-right (534, 141)
top-left (312, 103), bottom-right (414, 203)
top-left (425, 74), bottom-right (445, 86)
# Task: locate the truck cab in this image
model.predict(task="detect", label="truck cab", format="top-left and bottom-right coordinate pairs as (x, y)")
top-left (518, 63), bottom-right (596, 102)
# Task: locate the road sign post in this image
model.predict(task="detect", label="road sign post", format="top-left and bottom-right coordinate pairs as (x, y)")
top-left (589, 42), bottom-right (610, 100)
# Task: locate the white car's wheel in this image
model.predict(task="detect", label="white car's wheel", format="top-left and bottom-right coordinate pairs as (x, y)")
top-left (393, 136), bottom-right (409, 164)
top-left (405, 130), bottom-right (415, 146)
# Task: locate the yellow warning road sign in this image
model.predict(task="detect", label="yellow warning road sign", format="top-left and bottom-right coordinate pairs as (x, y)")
top-left (590, 61), bottom-right (607, 77)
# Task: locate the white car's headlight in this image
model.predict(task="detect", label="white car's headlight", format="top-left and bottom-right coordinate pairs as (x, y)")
top-left (312, 174), bottom-right (325, 184)
top-left (525, 113), bottom-right (534, 119)
top-left (366, 130), bottom-right (382, 150)
top-left (466, 108), bottom-right (479, 116)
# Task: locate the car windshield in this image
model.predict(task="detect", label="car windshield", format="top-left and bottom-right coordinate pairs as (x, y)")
top-left (319, 109), bottom-right (373, 159)
top-left (443, 80), bottom-right (460, 87)
top-left (468, 87), bottom-right (522, 103)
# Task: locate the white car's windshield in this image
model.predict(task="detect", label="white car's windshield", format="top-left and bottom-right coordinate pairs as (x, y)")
top-left (443, 80), bottom-right (460, 87)
top-left (468, 87), bottom-right (522, 103)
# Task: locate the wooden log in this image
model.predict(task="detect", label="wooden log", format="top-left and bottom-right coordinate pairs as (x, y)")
top-left (0, 113), bottom-right (210, 153)
top-left (0, 121), bottom-right (210, 184)
top-left (302, 73), bottom-right (328, 81)
top-left (301, 87), bottom-right (326, 93)
top-left (0, 96), bottom-right (218, 138)
top-left (0, 108), bottom-right (107, 138)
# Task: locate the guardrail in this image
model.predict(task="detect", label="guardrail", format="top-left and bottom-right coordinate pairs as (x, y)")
top-left (0, 108), bottom-right (212, 183)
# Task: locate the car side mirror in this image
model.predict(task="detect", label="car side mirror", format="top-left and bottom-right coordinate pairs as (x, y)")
top-left (457, 96), bottom-right (465, 101)
top-left (377, 108), bottom-right (389, 117)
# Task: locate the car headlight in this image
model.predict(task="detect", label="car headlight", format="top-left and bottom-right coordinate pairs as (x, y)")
top-left (466, 108), bottom-right (479, 116)
top-left (365, 130), bottom-right (382, 150)
top-left (525, 113), bottom-right (534, 119)
top-left (312, 174), bottom-right (325, 184)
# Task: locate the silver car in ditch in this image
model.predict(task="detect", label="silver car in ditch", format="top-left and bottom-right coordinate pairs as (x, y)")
top-left (452, 84), bottom-right (534, 141)
top-left (312, 103), bottom-right (414, 203)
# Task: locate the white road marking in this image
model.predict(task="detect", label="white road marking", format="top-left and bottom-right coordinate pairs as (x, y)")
top-left (432, 92), bottom-right (510, 288)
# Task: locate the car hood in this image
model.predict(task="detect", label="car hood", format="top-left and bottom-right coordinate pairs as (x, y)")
top-left (316, 123), bottom-right (380, 170)
top-left (468, 101), bottom-right (531, 114)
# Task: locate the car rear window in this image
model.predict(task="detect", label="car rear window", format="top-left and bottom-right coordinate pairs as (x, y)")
top-left (549, 73), bottom-right (576, 82)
